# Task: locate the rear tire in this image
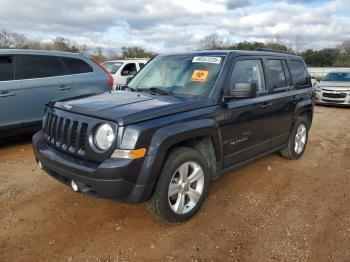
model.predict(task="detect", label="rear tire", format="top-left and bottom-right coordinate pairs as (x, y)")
top-left (280, 115), bottom-right (310, 160)
top-left (148, 147), bottom-right (210, 223)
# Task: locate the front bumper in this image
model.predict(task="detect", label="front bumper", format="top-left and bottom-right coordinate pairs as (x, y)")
top-left (315, 90), bottom-right (350, 106)
top-left (32, 131), bottom-right (155, 203)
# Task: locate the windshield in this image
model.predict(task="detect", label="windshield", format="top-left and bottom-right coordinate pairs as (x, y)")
top-left (323, 72), bottom-right (350, 82)
top-left (102, 62), bottom-right (123, 74)
top-left (128, 55), bottom-right (225, 97)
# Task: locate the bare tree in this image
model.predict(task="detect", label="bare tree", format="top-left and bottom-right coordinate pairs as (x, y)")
top-left (199, 34), bottom-right (225, 50)
top-left (0, 30), bottom-right (14, 48)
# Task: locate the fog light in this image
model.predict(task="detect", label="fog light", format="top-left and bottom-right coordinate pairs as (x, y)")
top-left (71, 180), bottom-right (79, 192)
top-left (38, 161), bottom-right (43, 169)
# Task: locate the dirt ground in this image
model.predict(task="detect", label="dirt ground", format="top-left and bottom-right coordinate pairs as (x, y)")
top-left (0, 106), bottom-right (349, 262)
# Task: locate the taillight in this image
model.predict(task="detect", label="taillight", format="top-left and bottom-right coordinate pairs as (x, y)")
top-left (90, 58), bottom-right (114, 90)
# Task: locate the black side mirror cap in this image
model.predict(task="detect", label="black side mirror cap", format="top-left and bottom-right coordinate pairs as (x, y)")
top-left (228, 82), bottom-right (257, 99)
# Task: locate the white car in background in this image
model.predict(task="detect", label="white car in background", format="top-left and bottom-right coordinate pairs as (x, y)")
top-left (102, 59), bottom-right (148, 90)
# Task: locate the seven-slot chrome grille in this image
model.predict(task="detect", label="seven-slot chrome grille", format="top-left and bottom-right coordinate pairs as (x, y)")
top-left (43, 110), bottom-right (89, 157)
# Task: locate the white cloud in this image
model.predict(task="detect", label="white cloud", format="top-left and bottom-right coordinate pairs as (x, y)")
top-left (0, 0), bottom-right (349, 52)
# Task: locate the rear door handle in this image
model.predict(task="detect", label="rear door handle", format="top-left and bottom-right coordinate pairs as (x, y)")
top-left (0, 92), bottom-right (16, 98)
top-left (58, 86), bottom-right (71, 91)
top-left (260, 102), bottom-right (272, 108)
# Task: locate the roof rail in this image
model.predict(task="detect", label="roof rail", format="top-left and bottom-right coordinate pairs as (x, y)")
top-left (255, 48), bottom-right (295, 55)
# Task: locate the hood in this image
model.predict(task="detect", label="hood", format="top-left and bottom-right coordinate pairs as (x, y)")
top-left (54, 91), bottom-right (214, 126)
top-left (319, 81), bottom-right (350, 90)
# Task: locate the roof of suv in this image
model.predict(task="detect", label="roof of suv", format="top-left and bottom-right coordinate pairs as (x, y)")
top-left (0, 49), bottom-right (84, 58)
top-left (161, 50), bottom-right (302, 59)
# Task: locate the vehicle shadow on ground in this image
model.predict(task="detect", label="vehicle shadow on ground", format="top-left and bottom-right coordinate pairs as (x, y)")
top-left (0, 133), bottom-right (34, 150)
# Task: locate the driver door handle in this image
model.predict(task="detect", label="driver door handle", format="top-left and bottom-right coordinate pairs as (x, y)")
top-left (58, 86), bottom-right (71, 91)
top-left (260, 102), bottom-right (272, 108)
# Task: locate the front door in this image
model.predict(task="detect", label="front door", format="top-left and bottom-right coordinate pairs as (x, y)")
top-left (221, 57), bottom-right (276, 168)
top-left (0, 55), bottom-right (22, 132)
top-left (119, 63), bottom-right (137, 86)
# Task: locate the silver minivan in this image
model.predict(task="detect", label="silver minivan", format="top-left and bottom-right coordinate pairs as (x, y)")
top-left (0, 50), bottom-right (112, 138)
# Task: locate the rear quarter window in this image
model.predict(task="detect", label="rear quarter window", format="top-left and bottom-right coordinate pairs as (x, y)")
top-left (62, 57), bottom-right (93, 74)
top-left (289, 60), bottom-right (311, 89)
top-left (0, 56), bottom-right (15, 81)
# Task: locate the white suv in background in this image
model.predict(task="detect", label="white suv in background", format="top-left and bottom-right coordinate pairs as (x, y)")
top-left (102, 59), bottom-right (148, 90)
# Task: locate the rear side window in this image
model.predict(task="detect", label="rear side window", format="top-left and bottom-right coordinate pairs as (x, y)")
top-left (0, 56), bottom-right (15, 81)
top-left (139, 63), bottom-right (145, 69)
top-left (289, 60), bottom-right (310, 89)
top-left (267, 60), bottom-right (287, 89)
top-left (62, 57), bottom-right (93, 74)
top-left (17, 55), bottom-right (66, 79)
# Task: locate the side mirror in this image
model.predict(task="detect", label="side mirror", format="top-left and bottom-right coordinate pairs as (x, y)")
top-left (230, 82), bottom-right (257, 98)
top-left (121, 70), bottom-right (130, 76)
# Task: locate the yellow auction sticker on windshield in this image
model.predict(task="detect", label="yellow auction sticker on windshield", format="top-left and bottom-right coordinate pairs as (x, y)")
top-left (191, 70), bottom-right (209, 82)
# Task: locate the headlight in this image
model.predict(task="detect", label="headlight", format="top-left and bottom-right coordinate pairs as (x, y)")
top-left (94, 123), bottom-right (115, 151)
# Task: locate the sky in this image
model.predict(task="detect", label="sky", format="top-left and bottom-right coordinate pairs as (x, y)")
top-left (0, 0), bottom-right (349, 53)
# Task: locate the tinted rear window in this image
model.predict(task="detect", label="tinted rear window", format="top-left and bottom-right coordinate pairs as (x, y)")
top-left (0, 56), bottom-right (15, 81)
top-left (289, 60), bottom-right (310, 88)
top-left (17, 55), bottom-right (66, 79)
top-left (62, 57), bottom-right (93, 74)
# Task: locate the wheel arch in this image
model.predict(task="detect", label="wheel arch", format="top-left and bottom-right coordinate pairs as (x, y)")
top-left (147, 119), bottom-right (223, 182)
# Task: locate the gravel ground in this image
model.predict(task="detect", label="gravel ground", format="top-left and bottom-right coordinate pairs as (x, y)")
top-left (0, 106), bottom-right (349, 261)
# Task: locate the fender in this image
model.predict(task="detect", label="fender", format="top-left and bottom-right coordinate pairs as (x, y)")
top-left (148, 118), bottom-right (222, 161)
top-left (293, 95), bottom-right (313, 122)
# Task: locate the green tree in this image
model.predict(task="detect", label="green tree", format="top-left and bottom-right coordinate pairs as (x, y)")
top-left (121, 46), bottom-right (155, 58)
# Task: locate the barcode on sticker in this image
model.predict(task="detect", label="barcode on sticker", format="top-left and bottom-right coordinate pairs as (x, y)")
top-left (192, 56), bottom-right (222, 64)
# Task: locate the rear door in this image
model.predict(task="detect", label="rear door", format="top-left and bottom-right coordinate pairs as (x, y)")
top-left (0, 55), bottom-right (22, 131)
top-left (264, 58), bottom-right (297, 147)
top-left (16, 54), bottom-right (77, 127)
top-left (62, 56), bottom-right (108, 96)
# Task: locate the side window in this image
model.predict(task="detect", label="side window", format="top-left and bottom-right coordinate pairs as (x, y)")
top-left (0, 56), bottom-right (14, 81)
top-left (267, 59), bottom-right (287, 89)
top-left (17, 55), bottom-right (66, 79)
top-left (139, 63), bottom-right (145, 69)
top-left (62, 57), bottom-right (93, 74)
top-left (121, 63), bottom-right (137, 76)
top-left (231, 60), bottom-right (266, 94)
top-left (289, 60), bottom-right (310, 89)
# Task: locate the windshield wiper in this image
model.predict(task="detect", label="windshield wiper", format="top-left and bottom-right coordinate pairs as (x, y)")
top-left (137, 87), bottom-right (173, 95)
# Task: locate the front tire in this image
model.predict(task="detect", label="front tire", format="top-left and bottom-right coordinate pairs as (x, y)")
top-left (149, 147), bottom-right (210, 223)
top-left (280, 115), bottom-right (310, 160)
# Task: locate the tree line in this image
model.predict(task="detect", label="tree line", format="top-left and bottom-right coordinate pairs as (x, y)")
top-left (199, 34), bottom-right (350, 67)
top-left (1, 29), bottom-right (350, 67)
top-left (0, 29), bottom-right (156, 62)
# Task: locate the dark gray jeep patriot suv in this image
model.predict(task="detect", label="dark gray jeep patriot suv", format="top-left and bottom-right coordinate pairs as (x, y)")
top-left (33, 50), bottom-right (313, 223)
